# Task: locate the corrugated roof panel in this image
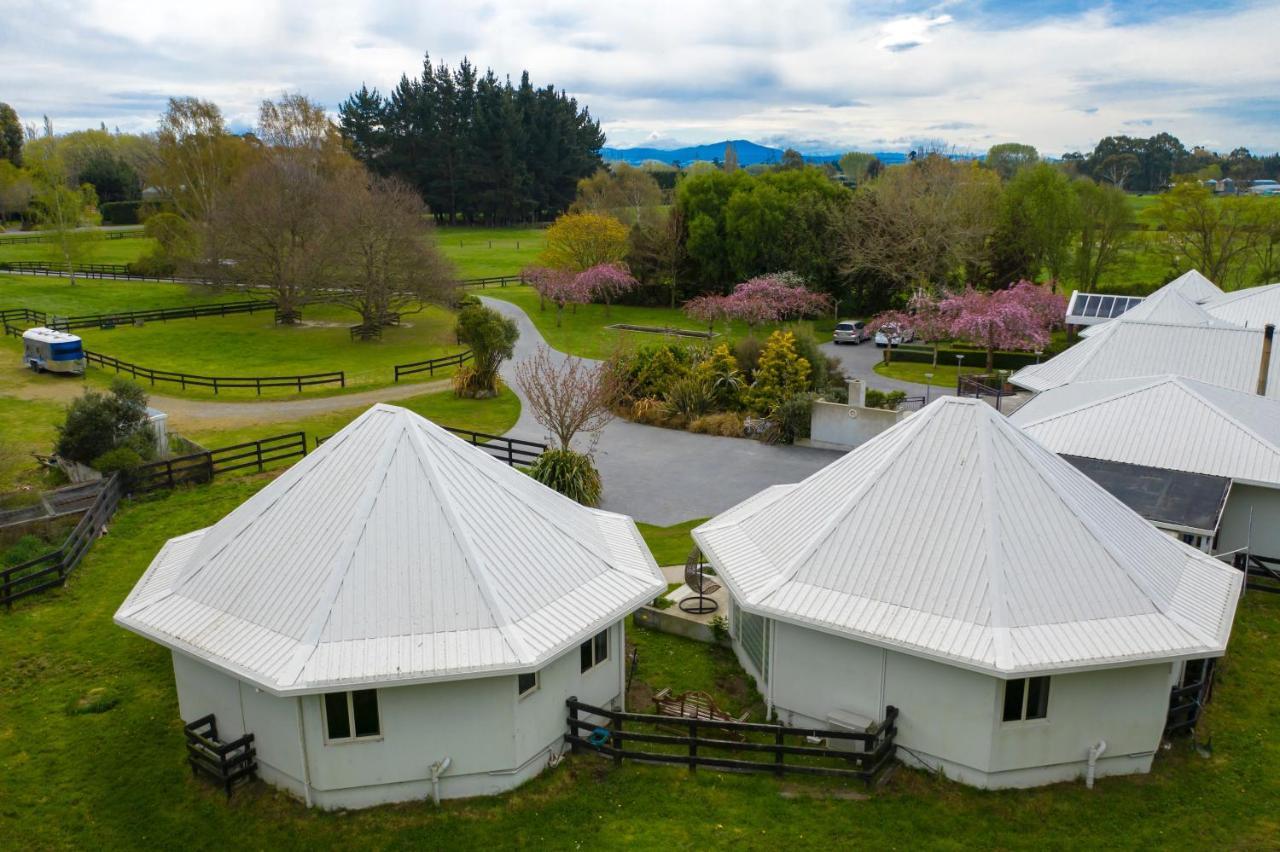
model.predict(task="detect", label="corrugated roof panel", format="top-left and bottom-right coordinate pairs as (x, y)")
top-left (1012, 376), bottom-right (1280, 487)
top-left (693, 398), bottom-right (1243, 675)
top-left (115, 404), bottom-right (664, 694)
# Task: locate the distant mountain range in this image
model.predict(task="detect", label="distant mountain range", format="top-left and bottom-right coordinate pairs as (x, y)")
top-left (600, 139), bottom-right (911, 167)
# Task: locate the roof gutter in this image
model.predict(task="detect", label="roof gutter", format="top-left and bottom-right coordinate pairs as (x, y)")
top-left (1257, 323), bottom-right (1275, 396)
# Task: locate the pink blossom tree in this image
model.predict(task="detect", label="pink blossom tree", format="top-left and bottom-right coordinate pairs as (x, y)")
top-left (726, 272), bottom-right (832, 327)
top-left (683, 293), bottom-right (732, 334)
top-left (942, 284), bottom-right (1063, 370)
top-left (575, 262), bottom-right (638, 316)
top-left (524, 265), bottom-right (592, 327)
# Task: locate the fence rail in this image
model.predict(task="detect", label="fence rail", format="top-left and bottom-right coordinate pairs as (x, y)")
top-left (0, 260), bottom-right (202, 284)
top-left (1, 474), bottom-right (122, 609)
top-left (1232, 552), bottom-right (1280, 593)
top-left (0, 299), bottom-right (276, 333)
top-left (393, 350), bottom-right (472, 382)
top-left (132, 432), bottom-right (307, 492)
top-left (83, 350), bottom-right (344, 394)
top-left (565, 697), bottom-right (898, 785)
top-left (956, 374), bottom-right (1012, 412)
top-left (0, 228), bottom-right (143, 245)
top-left (459, 275), bottom-right (524, 289)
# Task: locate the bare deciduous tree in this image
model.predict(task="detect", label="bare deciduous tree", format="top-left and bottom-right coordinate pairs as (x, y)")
top-left (515, 346), bottom-right (622, 450)
top-left (329, 174), bottom-right (456, 331)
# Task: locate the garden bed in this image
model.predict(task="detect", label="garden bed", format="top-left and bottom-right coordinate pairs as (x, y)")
top-left (606, 323), bottom-right (718, 340)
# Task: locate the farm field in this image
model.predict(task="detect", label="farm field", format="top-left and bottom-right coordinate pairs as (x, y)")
top-left (0, 235), bottom-right (155, 266)
top-left (0, 476), bottom-right (1277, 849)
top-left (435, 224), bottom-right (546, 278)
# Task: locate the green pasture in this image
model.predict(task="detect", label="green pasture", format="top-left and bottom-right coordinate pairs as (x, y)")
top-left (0, 474), bottom-right (1277, 849)
top-left (436, 225), bottom-right (546, 278)
top-left (0, 236), bottom-right (155, 266)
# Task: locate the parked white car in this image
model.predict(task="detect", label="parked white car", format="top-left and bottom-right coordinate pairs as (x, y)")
top-left (874, 323), bottom-right (915, 347)
top-left (832, 320), bottom-right (869, 345)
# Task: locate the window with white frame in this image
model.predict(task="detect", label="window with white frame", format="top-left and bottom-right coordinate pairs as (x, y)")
top-left (323, 689), bottom-right (381, 742)
top-left (1001, 676), bottom-right (1050, 723)
top-left (518, 670), bottom-right (539, 697)
top-left (580, 628), bottom-right (609, 673)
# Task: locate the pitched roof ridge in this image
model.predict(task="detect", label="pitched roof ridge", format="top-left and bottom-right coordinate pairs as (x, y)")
top-left (1015, 376), bottom-right (1169, 427)
top-left (976, 403), bottom-right (1012, 668)
top-left (278, 415), bottom-right (415, 687)
top-left (752, 399), bottom-right (953, 604)
top-left (992, 412), bottom-right (1217, 645)
top-left (1170, 377), bottom-right (1280, 462)
top-left (402, 413), bottom-right (532, 663)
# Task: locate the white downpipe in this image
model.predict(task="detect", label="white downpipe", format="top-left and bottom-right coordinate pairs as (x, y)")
top-left (295, 697), bottom-right (313, 807)
top-left (765, 618), bottom-right (777, 719)
top-left (429, 756), bottom-right (452, 805)
top-left (618, 621), bottom-right (627, 711)
top-left (1086, 740), bottom-right (1107, 789)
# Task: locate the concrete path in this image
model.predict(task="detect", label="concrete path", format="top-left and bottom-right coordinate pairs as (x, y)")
top-left (484, 297), bottom-right (848, 525)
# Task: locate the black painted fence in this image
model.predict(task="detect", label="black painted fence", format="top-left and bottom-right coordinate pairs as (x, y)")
top-left (184, 715), bottom-right (258, 798)
top-left (0, 260), bottom-right (202, 284)
top-left (1, 474), bottom-right (122, 609)
top-left (1, 299), bottom-right (276, 333)
top-left (131, 432), bottom-right (308, 492)
top-left (565, 697), bottom-right (899, 786)
top-left (84, 350), bottom-right (344, 394)
top-left (393, 350), bottom-right (472, 382)
top-left (0, 229), bottom-right (142, 245)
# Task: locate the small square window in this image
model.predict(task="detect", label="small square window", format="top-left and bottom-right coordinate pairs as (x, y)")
top-left (518, 671), bottom-right (538, 696)
top-left (323, 690), bottom-right (381, 742)
top-left (1002, 677), bottom-right (1050, 723)
top-left (593, 630), bottom-right (609, 665)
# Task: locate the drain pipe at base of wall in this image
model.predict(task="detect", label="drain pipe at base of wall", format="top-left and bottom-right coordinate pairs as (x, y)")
top-left (1086, 740), bottom-right (1107, 789)
top-left (429, 757), bottom-right (452, 805)
top-left (296, 697), bottom-right (314, 807)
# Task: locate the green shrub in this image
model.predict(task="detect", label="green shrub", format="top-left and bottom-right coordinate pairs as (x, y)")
top-left (615, 344), bottom-right (695, 399)
top-left (55, 379), bottom-right (156, 466)
top-left (527, 449), bottom-right (603, 506)
top-left (746, 331), bottom-right (810, 416)
top-left (629, 397), bottom-right (671, 426)
top-left (455, 303), bottom-right (518, 397)
top-left (733, 335), bottom-right (763, 382)
top-left (663, 375), bottom-right (716, 425)
top-left (693, 344), bottom-right (743, 410)
top-left (864, 388), bottom-right (907, 410)
top-left (769, 394), bottom-right (814, 445)
top-left (688, 412), bottom-right (745, 437)
top-left (91, 446), bottom-right (144, 477)
top-left (99, 200), bottom-right (142, 225)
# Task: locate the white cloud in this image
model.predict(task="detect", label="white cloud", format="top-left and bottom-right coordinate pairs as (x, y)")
top-left (1, 0), bottom-right (1276, 154)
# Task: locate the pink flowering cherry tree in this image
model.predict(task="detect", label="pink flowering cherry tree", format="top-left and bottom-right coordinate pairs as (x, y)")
top-left (683, 293), bottom-right (733, 335)
top-left (684, 272), bottom-right (831, 335)
top-left (942, 284), bottom-right (1065, 370)
top-left (524, 265), bottom-right (592, 327)
top-left (575, 262), bottom-right (638, 316)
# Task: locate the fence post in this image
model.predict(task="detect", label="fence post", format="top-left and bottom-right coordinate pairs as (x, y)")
top-left (567, 696), bottom-right (579, 754)
top-left (614, 715), bottom-right (624, 766)
top-left (689, 720), bottom-right (697, 772)
top-left (774, 728), bottom-right (785, 776)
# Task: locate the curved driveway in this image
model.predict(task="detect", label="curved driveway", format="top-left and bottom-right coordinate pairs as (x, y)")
top-left (483, 298), bottom-right (936, 526)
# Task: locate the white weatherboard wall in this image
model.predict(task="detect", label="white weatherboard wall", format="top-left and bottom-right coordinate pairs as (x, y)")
top-left (1219, 484), bottom-right (1280, 560)
top-left (171, 622), bottom-right (626, 808)
top-left (760, 620), bottom-right (1169, 788)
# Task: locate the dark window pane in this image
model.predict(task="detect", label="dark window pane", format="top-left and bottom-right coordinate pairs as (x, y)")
top-left (594, 630), bottom-right (609, 664)
top-left (1026, 677), bottom-right (1050, 720)
top-left (1002, 679), bottom-right (1025, 722)
top-left (518, 672), bottom-right (537, 695)
top-left (351, 689), bottom-right (380, 737)
top-left (581, 640), bottom-right (593, 672)
top-left (324, 692), bottom-right (351, 740)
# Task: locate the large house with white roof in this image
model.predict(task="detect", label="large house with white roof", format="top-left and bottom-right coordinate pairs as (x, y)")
top-left (115, 404), bottom-right (665, 809)
top-left (692, 398), bottom-right (1242, 789)
top-left (1011, 375), bottom-right (1280, 561)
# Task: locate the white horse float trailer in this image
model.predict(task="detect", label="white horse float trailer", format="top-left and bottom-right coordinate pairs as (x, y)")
top-left (22, 327), bottom-right (86, 375)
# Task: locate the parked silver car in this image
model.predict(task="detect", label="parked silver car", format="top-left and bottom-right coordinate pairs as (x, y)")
top-left (874, 323), bottom-right (915, 347)
top-left (832, 320), bottom-right (869, 345)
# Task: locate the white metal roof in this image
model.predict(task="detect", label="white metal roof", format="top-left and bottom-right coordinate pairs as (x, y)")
top-left (21, 327), bottom-right (81, 344)
top-left (1010, 319), bottom-right (1280, 398)
top-left (1010, 375), bottom-right (1280, 488)
top-left (693, 397), bottom-right (1242, 677)
top-left (1078, 287), bottom-right (1229, 338)
top-left (115, 404), bottom-right (664, 695)
top-left (1162, 269), bottom-right (1224, 304)
top-left (1204, 282), bottom-right (1280, 329)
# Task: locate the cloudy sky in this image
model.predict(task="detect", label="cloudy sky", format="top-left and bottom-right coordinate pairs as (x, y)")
top-left (4, 0), bottom-right (1278, 155)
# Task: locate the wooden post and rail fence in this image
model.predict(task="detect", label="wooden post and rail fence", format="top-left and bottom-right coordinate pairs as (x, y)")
top-left (565, 697), bottom-right (899, 786)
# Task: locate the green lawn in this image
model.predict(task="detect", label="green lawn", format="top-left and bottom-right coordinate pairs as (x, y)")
top-left (0, 274), bottom-right (240, 314)
top-left (183, 386), bottom-right (521, 449)
top-left (874, 361), bottom-right (963, 388)
top-left (436, 225), bottom-right (546, 278)
top-left (634, 517), bottom-right (708, 566)
top-left (0, 478), bottom-right (1277, 849)
top-left (486, 285), bottom-right (832, 360)
top-left (0, 236), bottom-right (155, 266)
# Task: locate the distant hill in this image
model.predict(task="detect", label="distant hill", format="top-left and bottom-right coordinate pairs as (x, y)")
top-left (600, 139), bottom-right (910, 167)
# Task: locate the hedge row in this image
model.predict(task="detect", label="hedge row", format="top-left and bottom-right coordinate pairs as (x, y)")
top-left (99, 201), bottom-right (143, 225)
